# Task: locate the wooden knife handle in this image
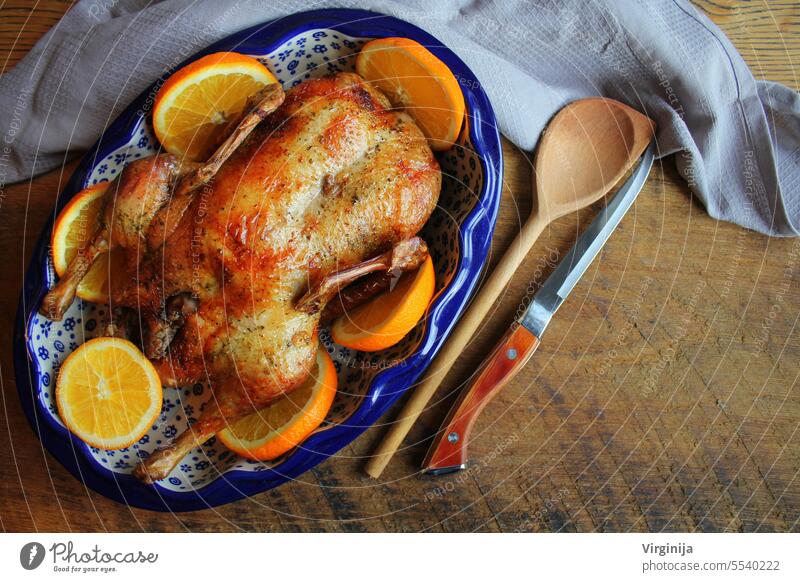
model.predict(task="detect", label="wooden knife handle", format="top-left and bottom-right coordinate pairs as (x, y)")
top-left (423, 323), bottom-right (540, 474)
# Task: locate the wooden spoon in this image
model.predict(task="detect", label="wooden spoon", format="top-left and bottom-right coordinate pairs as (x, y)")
top-left (365, 97), bottom-right (656, 478)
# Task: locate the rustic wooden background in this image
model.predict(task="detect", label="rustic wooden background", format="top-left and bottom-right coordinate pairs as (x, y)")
top-left (1, 1), bottom-right (798, 532)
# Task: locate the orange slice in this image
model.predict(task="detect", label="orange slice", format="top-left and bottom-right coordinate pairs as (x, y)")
top-left (51, 183), bottom-right (125, 303)
top-left (153, 51), bottom-right (278, 161)
top-left (332, 255), bottom-right (436, 352)
top-left (219, 348), bottom-right (337, 461)
top-left (356, 37), bottom-right (465, 150)
top-left (56, 338), bottom-right (163, 450)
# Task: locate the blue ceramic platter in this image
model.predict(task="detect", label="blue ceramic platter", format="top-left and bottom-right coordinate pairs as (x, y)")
top-left (14, 8), bottom-right (502, 511)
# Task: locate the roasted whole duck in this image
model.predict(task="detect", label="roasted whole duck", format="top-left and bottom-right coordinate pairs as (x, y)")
top-left (40, 73), bottom-right (441, 483)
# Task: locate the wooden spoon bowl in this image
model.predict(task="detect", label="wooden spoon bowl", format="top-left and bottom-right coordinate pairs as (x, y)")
top-left (535, 98), bottom-right (656, 223)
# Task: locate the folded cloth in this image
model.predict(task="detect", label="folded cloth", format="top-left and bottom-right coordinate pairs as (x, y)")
top-left (1, 0), bottom-right (798, 236)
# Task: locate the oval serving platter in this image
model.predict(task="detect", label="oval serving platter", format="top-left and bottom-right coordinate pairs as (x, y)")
top-left (14, 8), bottom-right (502, 511)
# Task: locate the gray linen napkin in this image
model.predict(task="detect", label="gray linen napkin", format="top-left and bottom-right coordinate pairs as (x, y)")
top-left (1, 0), bottom-right (798, 236)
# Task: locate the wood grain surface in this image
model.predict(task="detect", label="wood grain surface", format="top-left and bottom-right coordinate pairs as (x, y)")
top-left (1, 1), bottom-right (798, 532)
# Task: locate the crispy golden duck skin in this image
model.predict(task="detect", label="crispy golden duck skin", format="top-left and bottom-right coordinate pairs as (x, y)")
top-left (41, 73), bottom-right (441, 483)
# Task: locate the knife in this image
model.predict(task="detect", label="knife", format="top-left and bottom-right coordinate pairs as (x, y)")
top-left (422, 142), bottom-right (656, 475)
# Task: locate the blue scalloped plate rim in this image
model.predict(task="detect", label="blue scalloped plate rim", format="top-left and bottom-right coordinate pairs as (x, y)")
top-left (14, 8), bottom-right (502, 512)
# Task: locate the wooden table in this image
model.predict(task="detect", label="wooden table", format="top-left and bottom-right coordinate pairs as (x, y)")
top-left (1, 1), bottom-right (798, 532)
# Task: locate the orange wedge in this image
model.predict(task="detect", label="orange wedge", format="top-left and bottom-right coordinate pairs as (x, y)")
top-left (153, 51), bottom-right (278, 161)
top-left (51, 183), bottom-right (124, 303)
top-left (218, 348), bottom-right (337, 461)
top-left (332, 255), bottom-right (436, 352)
top-left (356, 37), bottom-right (465, 150)
top-left (56, 338), bottom-right (162, 450)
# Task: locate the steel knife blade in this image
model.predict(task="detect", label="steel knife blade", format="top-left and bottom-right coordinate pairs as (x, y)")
top-left (519, 142), bottom-right (655, 338)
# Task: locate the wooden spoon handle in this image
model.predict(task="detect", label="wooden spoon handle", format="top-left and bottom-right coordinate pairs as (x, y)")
top-left (364, 213), bottom-right (548, 478)
top-left (423, 323), bottom-right (539, 473)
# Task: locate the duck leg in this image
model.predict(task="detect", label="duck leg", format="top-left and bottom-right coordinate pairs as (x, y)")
top-left (133, 411), bottom-right (225, 484)
top-left (132, 375), bottom-right (287, 484)
top-left (320, 271), bottom-right (393, 324)
top-left (39, 154), bottom-right (187, 321)
top-left (295, 237), bottom-right (429, 314)
top-left (146, 83), bottom-right (285, 249)
top-left (39, 229), bottom-right (109, 321)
